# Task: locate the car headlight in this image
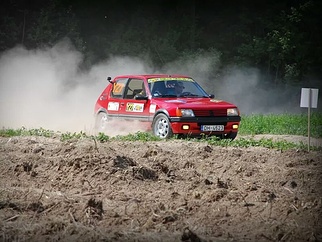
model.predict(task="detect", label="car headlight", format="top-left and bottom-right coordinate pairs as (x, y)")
top-left (176, 109), bottom-right (195, 117)
top-left (227, 108), bottom-right (239, 116)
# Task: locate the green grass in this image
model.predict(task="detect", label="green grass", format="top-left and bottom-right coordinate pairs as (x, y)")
top-left (111, 131), bottom-right (161, 142)
top-left (238, 112), bottom-right (322, 138)
top-left (60, 131), bottom-right (88, 141)
top-left (205, 136), bottom-right (309, 151)
top-left (0, 127), bottom-right (55, 137)
top-left (0, 113), bottom-right (321, 150)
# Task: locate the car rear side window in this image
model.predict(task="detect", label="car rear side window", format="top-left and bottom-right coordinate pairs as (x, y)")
top-left (111, 78), bottom-right (128, 99)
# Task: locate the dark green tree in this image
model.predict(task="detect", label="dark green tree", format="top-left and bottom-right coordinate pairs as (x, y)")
top-left (27, 1), bottom-right (85, 51)
top-left (237, 0), bottom-right (319, 84)
top-left (0, 15), bottom-right (21, 51)
top-left (0, 0), bottom-right (85, 51)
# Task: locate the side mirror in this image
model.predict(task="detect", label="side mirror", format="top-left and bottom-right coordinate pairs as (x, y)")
top-left (107, 76), bottom-right (112, 83)
top-left (209, 94), bottom-right (215, 98)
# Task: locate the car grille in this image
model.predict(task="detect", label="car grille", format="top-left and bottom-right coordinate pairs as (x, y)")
top-left (193, 109), bottom-right (227, 117)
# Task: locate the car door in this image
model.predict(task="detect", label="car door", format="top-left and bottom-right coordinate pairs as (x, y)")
top-left (119, 78), bottom-right (150, 121)
top-left (106, 77), bottom-right (128, 118)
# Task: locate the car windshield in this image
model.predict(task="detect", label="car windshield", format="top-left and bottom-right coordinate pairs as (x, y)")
top-left (148, 78), bottom-right (209, 98)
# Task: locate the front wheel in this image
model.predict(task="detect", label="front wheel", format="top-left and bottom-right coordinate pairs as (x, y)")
top-left (223, 132), bottom-right (237, 140)
top-left (152, 113), bottom-right (173, 139)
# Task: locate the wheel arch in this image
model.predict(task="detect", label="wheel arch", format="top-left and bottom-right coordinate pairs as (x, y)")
top-left (95, 108), bottom-right (108, 115)
top-left (152, 109), bottom-right (170, 120)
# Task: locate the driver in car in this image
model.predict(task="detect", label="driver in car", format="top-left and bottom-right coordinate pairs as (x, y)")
top-left (174, 81), bottom-right (185, 96)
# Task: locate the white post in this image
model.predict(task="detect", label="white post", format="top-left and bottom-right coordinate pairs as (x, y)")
top-left (308, 88), bottom-right (311, 152)
top-left (300, 87), bottom-right (319, 152)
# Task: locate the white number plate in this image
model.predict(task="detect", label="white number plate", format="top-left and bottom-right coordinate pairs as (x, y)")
top-left (201, 125), bottom-right (224, 131)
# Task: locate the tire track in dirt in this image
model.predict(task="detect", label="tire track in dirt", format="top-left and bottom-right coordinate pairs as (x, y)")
top-left (1, 136), bottom-right (321, 241)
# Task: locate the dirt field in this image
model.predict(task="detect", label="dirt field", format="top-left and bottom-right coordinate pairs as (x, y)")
top-left (0, 135), bottom-right (321, 242)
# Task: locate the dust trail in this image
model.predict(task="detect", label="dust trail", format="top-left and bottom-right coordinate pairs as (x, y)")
top-left (0, 39), bottom-right (153, 135)
top-left (164, 57), bottom-right (321, 114)
top-left (217, 67), bottom-right (322, 114)
top-left (1, 40), bottom-right (320, 136)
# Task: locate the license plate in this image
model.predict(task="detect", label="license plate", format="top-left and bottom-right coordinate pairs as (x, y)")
top-left (201, 125), bottom-right (224, 132)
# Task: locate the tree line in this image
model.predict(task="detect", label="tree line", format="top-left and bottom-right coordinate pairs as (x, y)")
top-left (1, 0), bottom-right (321, 86)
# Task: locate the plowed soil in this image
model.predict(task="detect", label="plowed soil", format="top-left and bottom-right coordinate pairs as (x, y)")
top-left (0, 135), bottom-right (321, 242)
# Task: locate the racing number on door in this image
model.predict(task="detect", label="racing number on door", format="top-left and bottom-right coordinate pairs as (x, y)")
top-left (127, 103), bottom-right (134, 111)
top-left (126, 103), bottom-right (144, 112)
top-left (113, 83), bottom-right (124, 94)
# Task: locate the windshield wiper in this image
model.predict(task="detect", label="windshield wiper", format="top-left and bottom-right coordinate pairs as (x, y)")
top-left (178, 93), bottom-right (199, 97)
top-left (159, 94), bottom-right (178, 98)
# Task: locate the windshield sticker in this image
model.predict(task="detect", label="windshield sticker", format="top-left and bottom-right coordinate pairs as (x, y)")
top-left (149, 104), bottom-right (156, 113)
top-left (126, 103), bottom-right (144, 112)
top-left (148, 77), bottom-right (193, 83)
top-left (108, 102), bottom-right (119, 111)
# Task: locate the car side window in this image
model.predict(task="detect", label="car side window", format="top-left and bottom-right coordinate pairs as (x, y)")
top-left (111, 78), bottom-right (127, 98)
top-left (125, 79), bottom-right (145, 99)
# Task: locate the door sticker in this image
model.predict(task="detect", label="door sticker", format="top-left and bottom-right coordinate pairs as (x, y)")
top-left (149, 104), bottom-right (156, 113)
top-left (126, 103), bottom-right (144, 112)
top-left (108, 102), bottom-right (119, 111)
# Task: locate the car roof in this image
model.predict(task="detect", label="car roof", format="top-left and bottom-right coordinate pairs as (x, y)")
top-left (114, 74), bottom-right (191, 79)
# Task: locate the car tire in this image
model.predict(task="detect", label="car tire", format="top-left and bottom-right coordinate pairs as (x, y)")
top-left (95, 112), bottom-right (108, 134)
top-left (223, 132), bottom-right (237, 140)
top-left (152, 113), bottom-right (173, 139)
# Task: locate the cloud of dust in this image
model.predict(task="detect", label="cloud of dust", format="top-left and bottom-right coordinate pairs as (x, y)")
top-left (216, 66), bottom-right (322, 114)
top-left (0, 39), bottom-right (153, 135)
top-left (161, 51), bottom-right (220, 91)
top-left (163, 55), bottom-right (321, 115)
top-left (1, 40), bottom-right (320, 136)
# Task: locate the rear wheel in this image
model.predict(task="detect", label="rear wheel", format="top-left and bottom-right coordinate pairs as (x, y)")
top-left (95, 112), bottom-right (108, 134)
top-left (152, 113), bottom-right (173, 139)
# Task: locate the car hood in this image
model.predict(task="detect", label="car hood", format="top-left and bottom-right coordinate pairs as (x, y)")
top-left (158, 98), bottom-right (237, 108)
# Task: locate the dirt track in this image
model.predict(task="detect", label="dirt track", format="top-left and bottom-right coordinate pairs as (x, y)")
top-left (0, 135), bottom-right (322, 241)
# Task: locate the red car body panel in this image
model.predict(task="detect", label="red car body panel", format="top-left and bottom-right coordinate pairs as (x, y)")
top-left (94, 74), bottom-right (241, 138)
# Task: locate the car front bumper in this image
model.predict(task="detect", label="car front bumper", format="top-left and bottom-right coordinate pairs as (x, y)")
top-left (169, 116), bottom-right (241, 135)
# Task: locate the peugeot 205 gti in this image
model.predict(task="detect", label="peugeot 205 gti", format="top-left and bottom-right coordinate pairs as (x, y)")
top-left (94, 74), bottom-right (241, 139)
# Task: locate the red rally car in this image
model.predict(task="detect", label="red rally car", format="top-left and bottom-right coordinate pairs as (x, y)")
top-left (94, 74), bottom-right (241, 139)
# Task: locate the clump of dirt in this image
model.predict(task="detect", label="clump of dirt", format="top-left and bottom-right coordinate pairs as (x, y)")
top-left (0, 136), bottom-right (321, 241)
